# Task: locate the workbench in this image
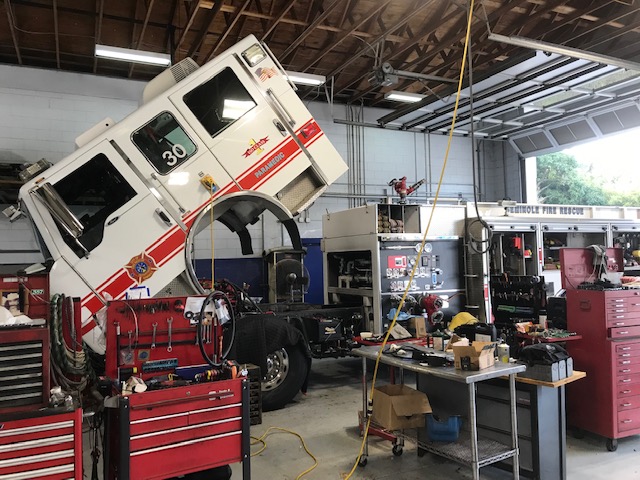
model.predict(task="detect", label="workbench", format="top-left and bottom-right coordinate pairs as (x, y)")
top-left (353, 345), bottom-right (526, 480)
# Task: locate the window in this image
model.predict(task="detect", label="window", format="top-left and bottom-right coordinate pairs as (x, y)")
top-left (183, 67), bottom-right (257, 138)
top-left (132, 112), bottom-right (197, 174)
top-left (53, 153), bottom-right (136, 257)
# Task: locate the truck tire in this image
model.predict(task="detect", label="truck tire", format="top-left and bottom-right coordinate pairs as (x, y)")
top-left (261, 344), bottom-right (307, 411)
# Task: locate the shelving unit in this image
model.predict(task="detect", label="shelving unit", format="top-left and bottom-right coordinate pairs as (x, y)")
top-left (353, 345), bottom-right (525, 480)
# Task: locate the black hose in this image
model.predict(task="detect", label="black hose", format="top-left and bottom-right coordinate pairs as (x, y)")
top-left (197, 290), bottom-right (236, 367)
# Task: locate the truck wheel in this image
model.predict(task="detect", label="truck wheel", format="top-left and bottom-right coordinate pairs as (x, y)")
top-left (261, 344), bottom-right (307, 411)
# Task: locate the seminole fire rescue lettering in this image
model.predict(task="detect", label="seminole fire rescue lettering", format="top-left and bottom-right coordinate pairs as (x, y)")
top-left (507, 204), bottom-right (585, 216)
top-left (255, 152), bottom-right (285, 178)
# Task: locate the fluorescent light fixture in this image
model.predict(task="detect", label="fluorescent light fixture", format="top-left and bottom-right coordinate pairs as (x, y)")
top-left (285, 70), bottom-right (326, 86)
top-left (222, 99), bottom-right (255, 120)
top-left (95, 44), bottom-right (171, 66)
top-left (384, 91), bottom-right (426, 103)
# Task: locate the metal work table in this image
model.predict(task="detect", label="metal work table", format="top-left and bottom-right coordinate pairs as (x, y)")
top-left (353, 345), bottom-right (526, 480)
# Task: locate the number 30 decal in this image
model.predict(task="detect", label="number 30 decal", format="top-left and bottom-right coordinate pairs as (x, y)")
top-left (162, 144), bottom-right (187, 166)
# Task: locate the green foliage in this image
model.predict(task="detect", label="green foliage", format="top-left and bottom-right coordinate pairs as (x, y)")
top-left (536, 152), bottom-right (631, 206)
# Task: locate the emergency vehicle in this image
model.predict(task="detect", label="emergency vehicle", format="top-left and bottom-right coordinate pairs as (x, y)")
top-left (15, 35), bottom-right (349, 409)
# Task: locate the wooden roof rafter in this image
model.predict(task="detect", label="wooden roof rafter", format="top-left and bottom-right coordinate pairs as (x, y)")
top-left (4, 0), bottom-right (22, 65)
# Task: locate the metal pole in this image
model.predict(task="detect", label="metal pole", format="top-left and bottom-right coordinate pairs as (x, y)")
top-left (468, 382), bottom-right (479, 480)
top-left (510, 373), bottom-right (520, 479)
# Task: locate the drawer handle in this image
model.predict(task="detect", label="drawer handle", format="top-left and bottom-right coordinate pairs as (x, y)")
top-left (622, 354), bottom-right (631, 357)
top-left (622, 379), bottom-right (632, 383)
top-left (622, 347), bottom-right (632, 351)
top-left (622, 369), bottom-right (632, 373)
top-left (622, 390), bottom-right (632, 394)
top-left (615, 310), bottom-right (625, 313)
top-left (615, 315), bottom-right (626, 319)
top-left (622, 361), bottom-right (631, 365)
top-left (623, 419), bottom-right (633, 423)
top-left (616, 322), bottom-right (626, 326)
top-left (622, 403), bottom-right (632, 407)
top-left (618, 331), bottom-right (630, 335)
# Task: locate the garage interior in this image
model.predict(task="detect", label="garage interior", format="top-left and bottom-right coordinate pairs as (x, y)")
top-left (2, 1), bottom-right (640, 479)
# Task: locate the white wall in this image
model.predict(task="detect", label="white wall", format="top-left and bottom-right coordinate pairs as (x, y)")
top-left (0, 64), bottom-right (146, 265)
top-left (0, 63), bottom-right (509, 264)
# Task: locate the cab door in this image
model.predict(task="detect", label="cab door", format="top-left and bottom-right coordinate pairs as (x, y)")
top-left (167, 55), bottom-right (312, 198)
top-left (37, 140), bottom-right (179, 302)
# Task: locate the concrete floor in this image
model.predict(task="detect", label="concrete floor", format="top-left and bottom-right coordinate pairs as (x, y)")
top-left (231, 356), bottom-right (640, 480)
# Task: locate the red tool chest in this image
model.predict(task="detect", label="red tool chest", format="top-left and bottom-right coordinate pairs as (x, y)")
top-left (105, 377), bottom-right (250, 479)
top-left (0, 407), bottom-right (83, 479)
top-left (562, 247), bottom-right (640, 450)
top-left (566, 288), bottom-right (640, 448)
top-left (0, 326), bottom-right (50, 413)
top-left (102, 297), bottom-right (250, 479)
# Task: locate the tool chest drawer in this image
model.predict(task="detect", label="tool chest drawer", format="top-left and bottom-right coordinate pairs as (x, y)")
top-left (617, 407), bottom-right (640, 432)
top-left (105, 378), bottom-right (250, 480)
top-left (606, 312), bottom-right (640, 328)
top-left (617, 383), bottom-right (640, 398)
top-left (615, 363), bottom-right (640, 376)
top-left (609, 325), bottom-right (640, 339)
top-left (0, 407), bottom-right (82, 480)
top-left (617, 395), bottom-right (640, 411)
top-left (616, 373), bottom-right (640, 385)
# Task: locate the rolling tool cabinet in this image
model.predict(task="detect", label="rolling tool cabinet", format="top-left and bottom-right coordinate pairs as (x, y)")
top-left (566, 287), bottom-right (640, 450)
top-left (104, 377), bottom-right (250, 480)
top-left (562, 247), bottom-right (640, 450)
top-left (0, 407), bottom-right (83, 480)
top-left (103, 297), bottom-right (251, 480)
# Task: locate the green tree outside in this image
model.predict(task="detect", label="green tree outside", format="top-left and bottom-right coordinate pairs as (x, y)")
top-left (537, 152), bottom-right (636, 206)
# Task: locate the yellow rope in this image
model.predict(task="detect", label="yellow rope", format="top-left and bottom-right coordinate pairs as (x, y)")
top-left (210, 192), bottom-right (215, 286)
top-left (343, 0), bottom-right (476, 477)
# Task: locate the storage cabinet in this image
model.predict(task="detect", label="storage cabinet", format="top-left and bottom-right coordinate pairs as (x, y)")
top-left (105, 377), bottom-right (250, 480)
top-left (566, 289), bottom-right (640, 450)
top-left (0, 407), bottom-right (82, 479)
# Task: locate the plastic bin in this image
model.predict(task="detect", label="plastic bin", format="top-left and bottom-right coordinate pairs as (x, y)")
top-left (426, 414), bottom-right (463, 442)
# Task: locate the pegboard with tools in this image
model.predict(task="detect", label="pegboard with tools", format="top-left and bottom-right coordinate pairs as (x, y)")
top-left (103, 295), bottom-right (251, 479)
top-left (104, 296), bottom-right (232, 387)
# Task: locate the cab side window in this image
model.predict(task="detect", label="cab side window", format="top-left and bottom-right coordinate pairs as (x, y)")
top-left (54, 153), bottom-right (136, 257)
top-left (132, 112), bottom-right (197, 174)
top-left (183, 67), bottom-right (257, 138)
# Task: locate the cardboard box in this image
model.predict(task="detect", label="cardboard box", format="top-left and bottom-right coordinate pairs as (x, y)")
top-left (408, 317), bottom-right (427, 338)
top-left (371, 384), bottom-right (432, 430)
top-left (452, 341), bottom-right (496, 371)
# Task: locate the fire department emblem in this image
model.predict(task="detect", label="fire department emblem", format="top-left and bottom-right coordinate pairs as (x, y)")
top-left (124, 252), bottom-right (158, 284)
top-left (243, 137), bottom-right (268, 157)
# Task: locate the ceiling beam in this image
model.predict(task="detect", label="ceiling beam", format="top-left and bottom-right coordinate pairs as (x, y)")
top-left (202, 0), bottom-right (251, 62)
top-left (187, 0), bottom-right (223, 59)
top-left (52, 0), bottom-right (60, 68)
top-left (129, 0), bottom-right (156, 78)
top-left (4, 0), bottom-right (22, 65)
top-left (175, 0), bottom-right (202, 54)
top-left (377, 0), bottom-right (566, 126)
top-left (92, 0), bottom-right (104, 73)
top-left (280, 0), bottom-right (342, 60)
top-left (324, 0), bottom-right (440, 81)
top-left (261, 0), bottom-right (296, 42)
top-left (301, 0), bottom-right (393, 72)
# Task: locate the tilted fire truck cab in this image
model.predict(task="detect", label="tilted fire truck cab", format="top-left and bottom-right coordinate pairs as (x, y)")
top-left (17, 35), bottom-right (349, 409)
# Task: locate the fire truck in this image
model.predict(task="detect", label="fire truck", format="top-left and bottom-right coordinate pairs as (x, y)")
top-left (12, 35), bottom-right (355, 411)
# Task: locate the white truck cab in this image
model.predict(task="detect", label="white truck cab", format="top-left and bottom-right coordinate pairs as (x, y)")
top-left (18, 35), bottom-right (347, 354)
